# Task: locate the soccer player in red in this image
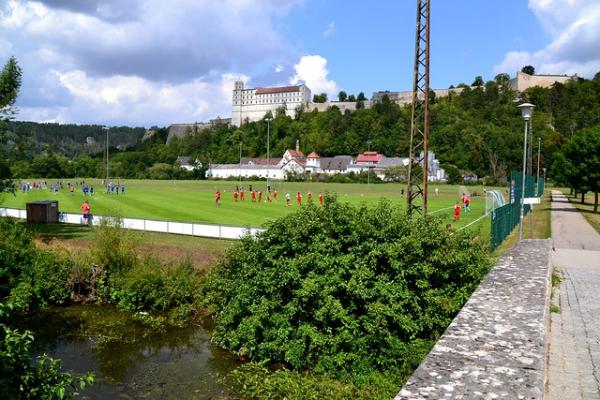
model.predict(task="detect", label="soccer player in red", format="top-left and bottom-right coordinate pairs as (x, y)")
top-left (258, 191), bottom-right (263, 202)
top-left (454, 201), bottom-right (461, 221)
top-left (233, 190), bottom-right (239, 202)
top-left (215, 190), bottom-right (221, 206)
top-left (318, 192), bottom-right (324, 206)
top-left (251, 190), bottom-right (256, 202)
top-left (296, 192), bottom-right (302, 205)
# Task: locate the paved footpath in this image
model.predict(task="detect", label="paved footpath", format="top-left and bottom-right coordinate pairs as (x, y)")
top-left (546, 191), bottom-right (600, 399)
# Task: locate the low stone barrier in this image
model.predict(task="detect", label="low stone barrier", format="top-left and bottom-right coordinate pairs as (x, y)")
top-left (397, 239), bottom-right (552, 399)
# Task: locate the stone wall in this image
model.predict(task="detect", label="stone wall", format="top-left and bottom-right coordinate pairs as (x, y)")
top-left (509, 72), bottom-right (574, 92)
top-left (396, 239), bottom-right (552, 399)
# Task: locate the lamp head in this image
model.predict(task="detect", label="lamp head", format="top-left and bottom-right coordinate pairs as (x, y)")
top-left (518, 103), bottom-right (535, 120)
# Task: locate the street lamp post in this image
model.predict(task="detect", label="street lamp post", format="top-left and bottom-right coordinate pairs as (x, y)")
top-left (518, 103), bottom-right (535, 241)
top-left (536, 137), bottom-right (541, 195)
top-left (266, 118), bottom-right (272, 192)
top-left (103, 126), bottom-right (109, 183)
top-left (239, 141), bottom-right (242, 187)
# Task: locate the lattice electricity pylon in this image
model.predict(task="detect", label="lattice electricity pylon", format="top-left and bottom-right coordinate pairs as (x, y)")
top-left (406, 0), bottom-right (431, 216)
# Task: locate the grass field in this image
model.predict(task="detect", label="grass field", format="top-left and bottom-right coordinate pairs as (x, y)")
top-left (3, 179), bottom-right (495, 231)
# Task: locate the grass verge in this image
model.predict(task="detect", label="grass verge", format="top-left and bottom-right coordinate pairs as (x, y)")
top-left (491, 190), bottom-right (552, 258)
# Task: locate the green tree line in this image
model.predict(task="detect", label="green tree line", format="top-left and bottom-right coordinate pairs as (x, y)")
top-left (3, 63), bottom-right (600, 186)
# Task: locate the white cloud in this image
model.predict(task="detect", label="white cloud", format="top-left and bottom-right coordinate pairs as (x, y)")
top-left (17, 70), bottom-right (249, 126)
top-left (0, 0), bottom-right (303, 125)
top-left (495, 0), bottom-right (600, 77)
top-left (323, 21), bottom-right (335, 38)
top-left (290, 55), bottom-right (337, 97)
top-left (275, 64), bottom-right (284, 73)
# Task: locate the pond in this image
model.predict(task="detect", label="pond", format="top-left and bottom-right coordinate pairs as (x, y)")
top-left (13, 305), bottom-right (240, 399)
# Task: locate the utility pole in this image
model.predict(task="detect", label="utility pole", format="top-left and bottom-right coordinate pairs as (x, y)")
top-left (406, 0), bottom-right (431, 216)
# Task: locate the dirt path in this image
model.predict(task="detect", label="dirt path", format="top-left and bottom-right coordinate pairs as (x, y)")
top-left (546, 191), bottom-right (600, 399)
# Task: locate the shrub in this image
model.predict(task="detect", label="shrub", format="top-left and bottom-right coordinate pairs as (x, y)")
top-left (202, 198), bottom-right (491, 381)
top-left (91, 214), bottom-right (139, 274)
top-left (0, 217), bottom-right (36, 299)
top-left (111, 259), bottom-right (200, 313)
top-left (0, 302), bottom-right (94, 399)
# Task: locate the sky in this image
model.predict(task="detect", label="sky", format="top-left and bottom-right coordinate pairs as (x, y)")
top-left (2, 0), bottom-right (600, 128)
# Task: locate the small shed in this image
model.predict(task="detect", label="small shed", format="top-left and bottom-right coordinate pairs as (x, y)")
top-left (26, 200), bottom-right (59, 224)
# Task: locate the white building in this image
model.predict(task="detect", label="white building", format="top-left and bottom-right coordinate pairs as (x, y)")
top-left (509, 71), bottom-right (574, 92)
top-left (208, 146), bottom-right (307, 180)
top-left (232, 81), bottom-right (312, 126)
top-left (175, 156), bottom-right (202, 172)
top-left (208, 148), bottom-right (445, 182)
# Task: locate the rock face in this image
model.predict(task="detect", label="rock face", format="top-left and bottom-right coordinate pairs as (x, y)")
top-left (397, 239), bottom-right (552, 400)
top-left (166, 123), bottom-right (210, 144)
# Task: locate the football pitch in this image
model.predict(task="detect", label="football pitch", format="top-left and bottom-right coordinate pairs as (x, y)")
top-left (3, 179), bottom-right (494, 232)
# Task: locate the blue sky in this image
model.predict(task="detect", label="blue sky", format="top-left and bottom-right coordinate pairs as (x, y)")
top-left (1, 0), bottom-right (599, 127)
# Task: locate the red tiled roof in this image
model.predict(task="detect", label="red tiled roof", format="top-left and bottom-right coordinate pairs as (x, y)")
top-left (307, 152), bottom-right (320, 158)
top-left (286, 149), bottom-right (305, 159)
top-left (255, 86), bottom-right (301, 95)
top-left (356, 151), bottom-right (383, 163)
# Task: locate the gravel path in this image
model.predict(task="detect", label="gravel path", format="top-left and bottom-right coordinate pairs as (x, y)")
top-left (546, 191), bottom-right (600, 399)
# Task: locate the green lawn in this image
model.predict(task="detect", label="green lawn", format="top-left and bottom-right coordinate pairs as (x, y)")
top-left (3, 179), bottom-right (494, 230)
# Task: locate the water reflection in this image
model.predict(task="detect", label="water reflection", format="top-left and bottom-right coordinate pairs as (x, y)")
top-left (13, 305), bottom-right (239, 399)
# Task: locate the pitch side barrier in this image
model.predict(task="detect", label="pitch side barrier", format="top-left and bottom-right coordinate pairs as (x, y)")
top-left (0, 208), bottom-right (263, 240)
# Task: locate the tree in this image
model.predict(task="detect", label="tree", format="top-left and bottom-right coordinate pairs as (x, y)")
top-left (0, 56), bottom-right (22, 120)
top-left (472, 76), bottom-right (484, 86)
top-left (348, 94), bottom-right (356, 102)
top-left (357, 92), bottom-right (367, 101)
top-left (0, 56), bottom-right (22, 195)
top-left (312, 93), bottom-right (328, 103)
top-left (557, 126), bottom-right (600, 211)
top-left (521, 65), bottom-right (535, 75)
top-left (337, 91), bottom-right (347, 102)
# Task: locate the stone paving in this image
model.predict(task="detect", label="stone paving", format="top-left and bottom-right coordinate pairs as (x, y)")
top-left (546, 191), bottom-right (600, 400)
top-left (397, 239), bottom-right (552, 400)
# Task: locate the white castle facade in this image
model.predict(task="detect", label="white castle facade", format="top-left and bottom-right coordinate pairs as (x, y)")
top-left (231, 81), bottom-right (311, 126)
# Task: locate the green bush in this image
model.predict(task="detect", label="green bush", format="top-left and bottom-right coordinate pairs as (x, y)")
top-left (0, 302), bottom-right (94, 399)
top-left (0, 219), bottom-right (73, 310)
top-left (91, 215), bottom-right (139, 274)
top-left (230, 363), bottom-right (401, 400)
top-left (203, 198), bottom-right (491, 381)
top-left (0, 217), bottom-right (36, 299)
top-left (111, 259), bottom-right (200, 313)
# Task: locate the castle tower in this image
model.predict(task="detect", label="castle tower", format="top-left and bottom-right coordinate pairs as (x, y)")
top-left (232, 80), bottom-right (244, 126)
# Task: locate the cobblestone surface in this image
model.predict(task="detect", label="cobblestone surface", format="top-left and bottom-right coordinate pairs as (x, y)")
top-left (546, 191), bottom-right (600, 400)
top-left (396, 239), bottom-right (552, 400)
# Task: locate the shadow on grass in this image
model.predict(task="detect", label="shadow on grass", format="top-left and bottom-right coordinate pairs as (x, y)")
top-left (26, 222), bottom-right (92, 240)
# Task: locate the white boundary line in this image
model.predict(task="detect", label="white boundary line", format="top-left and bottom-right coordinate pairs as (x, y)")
top-left (452, 213), bottom-right (489, 234)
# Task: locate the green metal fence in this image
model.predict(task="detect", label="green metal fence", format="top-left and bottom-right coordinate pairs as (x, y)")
top-left (490, 172), bottom-right (542, 250)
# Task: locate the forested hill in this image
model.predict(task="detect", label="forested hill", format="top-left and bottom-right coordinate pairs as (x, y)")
top-left (2, 73), bottom-right (600, 181)
top-left (167, 73), bottom-right (600, 182)
top-left (3, 121), bottom-right (146, 157)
